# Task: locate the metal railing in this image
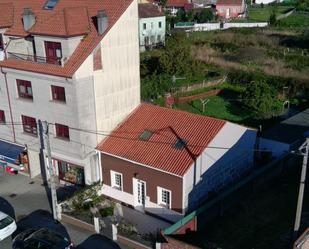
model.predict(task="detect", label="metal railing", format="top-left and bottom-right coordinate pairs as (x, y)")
top-left (7, 52), bottom-right (62, 66)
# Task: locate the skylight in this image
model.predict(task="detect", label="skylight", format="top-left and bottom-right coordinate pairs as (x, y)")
top-left (43, 0), bottom-right (59, 10)
top-left (173, 138), bottom-right (187, 150)
top-left (139, 130), bottom-right (153, 141)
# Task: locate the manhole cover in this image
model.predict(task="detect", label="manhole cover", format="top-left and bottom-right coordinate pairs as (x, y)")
top-left (29, 181), bottom-right (34, 184)
top-left (9, 193), bottom-right (17, 198)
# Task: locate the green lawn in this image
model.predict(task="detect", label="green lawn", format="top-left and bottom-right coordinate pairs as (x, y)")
top-left (248, 6), bottom-right (293, 22)
top-left (277, 13), bottom-right (309, 28)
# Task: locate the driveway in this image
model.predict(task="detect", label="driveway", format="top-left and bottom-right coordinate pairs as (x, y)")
top-left (0, 173), bottom-right (122, 249)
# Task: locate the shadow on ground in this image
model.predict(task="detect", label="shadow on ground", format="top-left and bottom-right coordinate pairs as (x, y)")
top-left (0, 197), bottom-right (15, 219)
top-left (76, 234), bottom-right (121, 249)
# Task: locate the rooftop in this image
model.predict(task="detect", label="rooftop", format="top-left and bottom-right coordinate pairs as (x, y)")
top-left (216, 0), bottom-right (243, 5)
top-left (97, 103), bottom-right (226, 176)
top-left (138, 3), bottom-right (164, 18)
top-left (261, 108), bottom-right (309, 144)
top-left (0, 0), bottom-right (133, 78)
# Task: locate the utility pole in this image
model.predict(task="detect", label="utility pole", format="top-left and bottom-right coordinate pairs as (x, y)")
top-left (293, 137), bottom-right (309, 240)
top-left (42, 121), bottom-right (58, 221)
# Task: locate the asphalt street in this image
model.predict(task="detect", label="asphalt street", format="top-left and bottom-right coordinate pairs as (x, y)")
top-left (0, 171), bottom-right (122, 249)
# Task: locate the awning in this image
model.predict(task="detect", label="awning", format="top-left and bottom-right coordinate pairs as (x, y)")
top-left (0, 140), bottom-right (25, 165)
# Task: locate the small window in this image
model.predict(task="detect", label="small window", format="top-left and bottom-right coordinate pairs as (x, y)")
top-left (159, 21), bottom-right (162, 28)
top-left (0, 34), bottom-right (3, 50)
top-left (111, 170), bottom-right (123, 190)
top-left (0, 110), bottom-right (5, 123)
top-left (17, 80), bottom-right (33, 99)
top-left (157, 187), bottom-right (171, 209)
top-left (55, 123), bottom-right (70, 140)
top-left (139, 130), bottom-right (153, 141)
top-left (143, 23), bottom-right (146, 30)
top-left (21, 115), bottom-right (37, 135)
top-left (173, 138), bottom-right (187, 150)
top-left (43, 0), bottom-right (59, 10)
top-left (51, 85), bottom-right (66, 102)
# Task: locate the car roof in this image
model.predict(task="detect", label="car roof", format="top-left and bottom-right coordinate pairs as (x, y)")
top-left (29, 228), bottom-right (70, 247)
top-left (0, 211), bottom-right (9, 220)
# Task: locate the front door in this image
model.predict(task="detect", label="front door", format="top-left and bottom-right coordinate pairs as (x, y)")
top-left (44, 41), bottom-right (62, 65)
top-left (133, 178), bottom-right (146, 212)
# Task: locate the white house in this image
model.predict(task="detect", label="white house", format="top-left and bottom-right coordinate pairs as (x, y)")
top-left (0, 0), bottom-right (140, 185)
top-left (97, 104), bottom-right (257, 222)
top-left (138, 3), bottom-right (166, 51)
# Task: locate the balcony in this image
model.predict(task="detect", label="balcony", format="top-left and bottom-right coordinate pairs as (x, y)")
top-left (7, 52), bottom-right (62, 66)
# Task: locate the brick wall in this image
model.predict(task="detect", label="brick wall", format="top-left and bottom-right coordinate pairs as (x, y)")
top-left (93, 46), bottom-right (102, 71)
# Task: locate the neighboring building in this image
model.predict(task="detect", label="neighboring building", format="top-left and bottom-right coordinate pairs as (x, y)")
top-left (294, 227), bottom-right (309, 249)
top-left (97, 103), bottom-right (256, 222)
top-left (138, 3), bottom-right (166, 51)
top-left (0, 0), bottom-right (140, 185)
top-left (259, 108), bottom-right (309, 157)
top-left (165, 0), bottom-right (190, 15)
top-left (216, 0), bottom-right (246, 18)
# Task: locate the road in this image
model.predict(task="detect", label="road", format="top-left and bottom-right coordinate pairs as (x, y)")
top-left (0, 172), bottom-right (122, 249)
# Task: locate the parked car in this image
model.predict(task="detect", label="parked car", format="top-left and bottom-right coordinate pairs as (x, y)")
top-left (0, 211), bottom-right (17, 241)
top-left (12, 228), bottom-right (73, 249)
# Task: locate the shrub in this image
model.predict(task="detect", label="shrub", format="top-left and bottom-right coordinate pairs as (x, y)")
top-left (99, 206), bottom-right (114, 217)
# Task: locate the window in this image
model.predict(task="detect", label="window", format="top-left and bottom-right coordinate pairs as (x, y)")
top-left (21, 115), bottom-right (37, 135)
top-left (0, 34), bottom-right (3, 50)
top-left (56, 159), bottom-right (85, 185)
top-left (143, 23), bottom-right (146, 30)
top-left (51, 85), bottom-right (66, 102)
top-left (43, 0), bottom-right (59, 10)
top-left (173, 138), bottom-right (187, 150)
top-left (111, 170), bottom-right (123, 190)
top-left (157, 35), bottom-right (161, 43)
top-left (17, 80), bottom-right (33, 99)
top-left (159, 21), bottom-right (162, 28)
top-left (44, 41), bottom-right (62, 65)
top-left (55, 123), bottom-right (69, 140)
top-left (0, 110), bottom-right (5, 123)
top-left (158, 187), bottom-right (171, 209)
top-left (139, 130), bottom-right (153, 141)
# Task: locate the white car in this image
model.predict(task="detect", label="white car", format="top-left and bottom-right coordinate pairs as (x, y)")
top-left (0, 211), bottom-right (17, 241)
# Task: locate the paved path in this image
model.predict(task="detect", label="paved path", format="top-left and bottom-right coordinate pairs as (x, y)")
top-left (0, 173), bottom-right (122, 249)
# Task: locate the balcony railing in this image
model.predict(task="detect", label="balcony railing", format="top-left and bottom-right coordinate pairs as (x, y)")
top-left (7, 52), bottom-right (62, 66)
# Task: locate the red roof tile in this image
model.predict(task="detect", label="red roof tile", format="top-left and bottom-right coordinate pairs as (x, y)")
top-left (166, 0), bottom-right (188, 7)
top-left (0, 0), bottom-right (133, 77)
top-left (216, 0), bottom-right (243, 5)
top-left (138, 3), bottom-right (164, 18)
top-left (0, 3), bottom-right (14, 28)
top-left (97, 104), bottom-right (226, 177)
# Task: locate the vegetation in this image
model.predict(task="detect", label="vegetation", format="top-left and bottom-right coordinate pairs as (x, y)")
top-left (247, 5), bottom-right (292, 22)
top-left (99, 206), bottom-right (114, 217)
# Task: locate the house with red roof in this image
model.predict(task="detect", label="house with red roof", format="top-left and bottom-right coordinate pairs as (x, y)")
top-left (0, 0), bottom-right (140, 185)
top-left (96, 104), bottom-right (257, 222)
top-left (216, 0), bottom-right (246, 18)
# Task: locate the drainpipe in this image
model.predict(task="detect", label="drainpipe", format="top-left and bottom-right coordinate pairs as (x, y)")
top-left (1, 67), bottom-right (16, 142)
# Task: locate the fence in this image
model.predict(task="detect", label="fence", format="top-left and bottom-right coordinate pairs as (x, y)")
top-left (175, 22), bottom-right (268, 32)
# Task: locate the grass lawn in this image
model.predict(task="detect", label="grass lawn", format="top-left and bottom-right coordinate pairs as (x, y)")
top-left (248, 6), bottom-right (293, 22)
top-left (180, 157), bottom-right (304, 249)
top-left (277, 13), bottom-right (309, 28)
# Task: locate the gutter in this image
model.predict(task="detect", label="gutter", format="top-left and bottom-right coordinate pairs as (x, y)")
top-left (1, 66), bottom-right (16, 142)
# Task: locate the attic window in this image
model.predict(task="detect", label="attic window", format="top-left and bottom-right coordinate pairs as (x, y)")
top-left (43, 0), bottom-right (59, 10)
top-left (173, 138), bottom-right (187, 150)
top-left (139, 130), bottom-right (153, 141)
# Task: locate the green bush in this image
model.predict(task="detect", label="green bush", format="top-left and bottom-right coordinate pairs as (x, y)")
top-left (99, 206), bottom-right (114, 217)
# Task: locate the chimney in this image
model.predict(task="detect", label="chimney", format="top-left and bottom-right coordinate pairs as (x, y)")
top-left (97, 10), bottom-right (108, 35)
top-left (23, 8), bottom-right (36, 31)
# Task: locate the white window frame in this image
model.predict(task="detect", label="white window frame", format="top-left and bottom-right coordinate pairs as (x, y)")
top-left (157, 186), bottom-right (171, 209)
top-left (111, 170), bottom-right (123, 191)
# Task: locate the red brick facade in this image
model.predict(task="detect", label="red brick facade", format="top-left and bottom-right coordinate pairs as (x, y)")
top-left (93, 47), bottom-right (102, 71)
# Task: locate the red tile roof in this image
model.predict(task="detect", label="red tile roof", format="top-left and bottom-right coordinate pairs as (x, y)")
top-left (216, 0), bottom-right (243, 5)
top-left (166, 0), bottom-right (188, 7)
top-left (97, 104), bottom-right (226, 177)
top-left (138, 3), bottom-right (164, 18)
top-left (0, 0), bottom-right (133, 78)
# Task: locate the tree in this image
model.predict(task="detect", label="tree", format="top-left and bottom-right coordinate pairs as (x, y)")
top-left (176, 9), bottom-right (187, 22)
top-left (196, 9), bottom-right (214, 23)
top-left (157, 0), bottom-right (167, 7)
top-left (269, 9), bottom-right (277, 26)
top-left (242, 81), bottom-right (281, 118)
top-left (260, 2), bottom-right (264, 8)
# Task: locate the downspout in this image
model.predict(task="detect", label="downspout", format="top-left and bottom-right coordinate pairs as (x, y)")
top-left (1, 66), bottom-right (16, 142)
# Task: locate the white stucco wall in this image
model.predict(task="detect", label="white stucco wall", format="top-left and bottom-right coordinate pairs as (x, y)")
top-left (258, 137), bottom-right (289, 157)
top-left (183, 122), bottom-right (257, 211)
top-left (34, 35), bottom-right (82, 64)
